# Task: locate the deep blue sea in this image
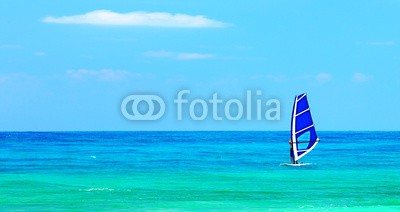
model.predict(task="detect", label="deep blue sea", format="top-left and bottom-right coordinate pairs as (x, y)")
top-left (1, 131), bottom-right (399, 211)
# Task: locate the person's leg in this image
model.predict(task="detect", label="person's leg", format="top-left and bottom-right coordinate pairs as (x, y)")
top-left (290, 148), bottom-right (294, 163)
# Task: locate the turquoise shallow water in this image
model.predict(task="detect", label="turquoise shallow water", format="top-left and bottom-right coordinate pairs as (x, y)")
top-left (1, 131), bottom-right (399, 211)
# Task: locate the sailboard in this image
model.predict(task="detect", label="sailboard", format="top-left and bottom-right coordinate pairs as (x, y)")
top-left (280, 162), bottom-right (312, 167)
top-left (280, 93), bottom-right (319, 166)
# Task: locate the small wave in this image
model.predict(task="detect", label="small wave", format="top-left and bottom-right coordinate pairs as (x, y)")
top-left (83, 188), bottom-right (114, 192)
top-left (89, 156), bottom-right (97, 159)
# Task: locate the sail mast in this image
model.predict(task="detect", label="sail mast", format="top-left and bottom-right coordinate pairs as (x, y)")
top-left (291, 94), bottom-right (298, 162)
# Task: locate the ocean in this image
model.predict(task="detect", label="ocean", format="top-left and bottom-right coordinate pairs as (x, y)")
top-left (1, 131), bottom-right (399, 211)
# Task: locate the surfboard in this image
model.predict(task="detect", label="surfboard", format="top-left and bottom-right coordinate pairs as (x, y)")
top-left (280, 163), bottom-right (312, 167)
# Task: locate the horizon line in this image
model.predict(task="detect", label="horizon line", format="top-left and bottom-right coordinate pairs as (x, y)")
top-left (1, 130), bottom-right (398, 133)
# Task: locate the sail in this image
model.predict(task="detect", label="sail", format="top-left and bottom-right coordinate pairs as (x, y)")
top-left (291, 93), bottom-right (319, 161)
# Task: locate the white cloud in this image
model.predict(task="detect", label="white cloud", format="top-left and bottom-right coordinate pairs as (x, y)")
top-left (250, 74), bottom-right (286, 83)
top-left (367, 41), bottom-right (396, 46)
top-left (67, 69), bottom-right (138, 81)
top-left (42, 10), bottom-right (228, 28)
top-left (353, 72), bottom-right (372, 83)
top-left (0, 73), bottom-right (35, 85)
top-left (0, 76), bottom-right (6, 84)
top-left (315, 73), bottom-right (333, 82)
top-left (144, 50), bottom-right (174, 58)
top-left (0, 44), bottom-right (22, 49)
top-left (144, 50), bottom-right (214, 60)
top-left (176, 53), bottom-right (214, 60)
top-left (302, 73), bottom-right (333, 83)
top-left (251, 73), bottom-right (332, 83)
top-left (34, 51), bottom-right (46, 56)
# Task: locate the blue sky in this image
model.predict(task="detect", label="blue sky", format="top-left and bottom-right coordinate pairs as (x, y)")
top-left (0, 0), bottom-right (399, 131)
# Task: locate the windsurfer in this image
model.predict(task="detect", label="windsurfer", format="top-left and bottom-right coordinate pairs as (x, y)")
top-left (288, 139), bottom-right (298, 164)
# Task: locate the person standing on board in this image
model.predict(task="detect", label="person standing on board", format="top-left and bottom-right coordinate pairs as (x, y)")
top-left (288, 139), bottom-right (298, 164)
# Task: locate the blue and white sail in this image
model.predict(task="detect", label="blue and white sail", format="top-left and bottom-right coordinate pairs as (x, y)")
top-left (291, 93), bottom-right (319, 161)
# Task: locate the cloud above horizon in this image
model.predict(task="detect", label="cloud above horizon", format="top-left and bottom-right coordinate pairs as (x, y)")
top-left (67, 69), bottom-right (139, 81)
top-left (42, 10), bottom-right (228, 28)
top-left (353, 72), bottom-right (372, 83)
top-left (366, 41), bottom-right (396, 46)
top-left (0, 44), bottom-right (22, 49)
top-left (250, 74), bottom-right (286, 83)
top-left (315, 73), bottom-right (333, 82)
top-left (301, 73), bottom-right (333, 83)
top-left (250, 73), bottom-right (333, 84)
top-left (0, 73), bottom-right (36, 85)
top-left (34, 51), bottom-right (46, 56)
top-left (144, 50), bottom-right (214, 60)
